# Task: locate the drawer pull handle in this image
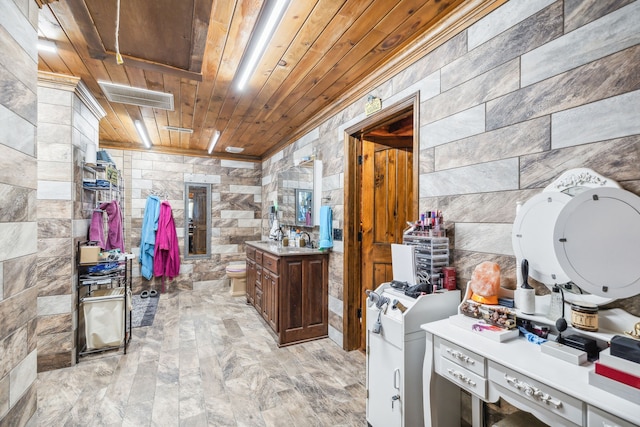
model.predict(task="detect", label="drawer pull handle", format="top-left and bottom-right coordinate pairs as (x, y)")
top-left (447, 368), bottom-right (476, 387)
top-left (504, 374), bottom-right (562, 409)
top-left (446, 348), bottom-right (475, 365)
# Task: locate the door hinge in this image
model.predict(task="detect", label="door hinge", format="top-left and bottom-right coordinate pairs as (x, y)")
top-left (357, 231), bottom-right (362, 241)
top-left (357, 307), bottom-right (362, 319)
top-left (358, 155), bottom-right (363, 165)
top-left (366, 389), bottom-right (369, 399)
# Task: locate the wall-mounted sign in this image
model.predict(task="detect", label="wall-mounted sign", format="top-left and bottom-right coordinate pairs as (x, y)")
top-left (365, 96), bottom-right (382, 116)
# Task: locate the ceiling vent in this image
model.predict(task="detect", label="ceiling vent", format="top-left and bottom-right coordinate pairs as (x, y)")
top-left (98, 81), bottom-right (174, 110)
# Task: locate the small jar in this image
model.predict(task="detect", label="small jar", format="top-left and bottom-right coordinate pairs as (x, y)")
top-left (570, 302), bottom-right (599, 332)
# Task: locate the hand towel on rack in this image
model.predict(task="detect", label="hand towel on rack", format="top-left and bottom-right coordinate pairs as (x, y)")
top-left (318, 206), bottom-right (333, 250)
top-left (89, 209), bottom-right (106, 249)
top-left (140, 195), bottom-right (161, 280)
top-left (99, 200), bottom-right (125, 253)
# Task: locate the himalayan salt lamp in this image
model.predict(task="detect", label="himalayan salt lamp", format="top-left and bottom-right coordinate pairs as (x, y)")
top-left (469, 261), bottom-right (501, 305)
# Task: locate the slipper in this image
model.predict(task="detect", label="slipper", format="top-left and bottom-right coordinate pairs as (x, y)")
top-left (140, 290), bottom-right (150, 298)
top-left (149, 290), bottom-right (158, 297)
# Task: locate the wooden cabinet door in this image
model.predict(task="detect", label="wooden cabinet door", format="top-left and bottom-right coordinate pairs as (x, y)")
top-left (279, 255), bottom-right (328, 345)
top-left (255, 265), bottom-right (263, 313)
top-left (246, 259), bottom-right (256, 305)
top-left (262, 270), bottom-right (270, 322)
top-left (268, 274), bottom-right (279, 332)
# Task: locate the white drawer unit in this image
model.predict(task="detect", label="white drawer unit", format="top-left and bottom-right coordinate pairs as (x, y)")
top-left (435, 337), bottom-right (487, 400)
top-left (438, 337), bottom-right (485, 377)
top-left (439, 356), bottom-right (487, 399)
top-left (366, 283), bottom-right (460, 427)
top-left (587, 406), bottom-right (636, 427)
top-left (488, 361), bottom-right (583, 426)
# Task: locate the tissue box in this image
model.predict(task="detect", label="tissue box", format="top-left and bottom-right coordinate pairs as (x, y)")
top-left (79, 246), bottom-right (100, 264)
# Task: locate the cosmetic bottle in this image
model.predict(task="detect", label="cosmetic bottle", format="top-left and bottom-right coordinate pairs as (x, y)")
top-left (547, 285), bottom-right (563, 321)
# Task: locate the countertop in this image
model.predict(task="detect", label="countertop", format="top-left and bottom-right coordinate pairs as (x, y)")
top-left (245, 240), bottom-right (329, 257)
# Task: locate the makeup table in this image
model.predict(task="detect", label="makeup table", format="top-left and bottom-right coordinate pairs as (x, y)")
top-left (421, 314), bottom-right (640, 427)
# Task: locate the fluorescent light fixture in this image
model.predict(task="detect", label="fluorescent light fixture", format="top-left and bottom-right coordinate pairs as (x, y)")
top-left (236, 0), bottom-right (289, 91)
top-left (208, 130), bottom-right (221, 154)
top-left (37, 39), bottom-right (57, 54)
top-left (164, 126), bottom-right (193, 134)
top-left (134, 120), bottom-right (152, 149)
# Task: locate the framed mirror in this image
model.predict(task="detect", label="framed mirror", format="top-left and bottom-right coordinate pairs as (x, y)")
top-left (185, 183), bottom-right (211, 258)
top-left (277, 162), bottom-right (314, 225)
top-left (295, 189), bottom-right (313, 226)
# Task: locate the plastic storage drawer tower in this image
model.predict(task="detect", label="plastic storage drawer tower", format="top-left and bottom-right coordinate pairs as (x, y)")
top-left (403, 231), bottom-right (449, 289)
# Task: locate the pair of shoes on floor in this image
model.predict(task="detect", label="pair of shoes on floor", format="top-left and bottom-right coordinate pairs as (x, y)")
top-left (140, 290), bottom-right (158, 298)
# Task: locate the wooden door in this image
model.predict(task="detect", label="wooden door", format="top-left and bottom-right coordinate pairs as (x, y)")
top-left (360, 139), bottom-right (413, 349)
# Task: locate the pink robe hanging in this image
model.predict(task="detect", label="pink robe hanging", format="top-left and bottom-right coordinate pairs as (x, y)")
top-left (153, 201), bottom-right (180, 280)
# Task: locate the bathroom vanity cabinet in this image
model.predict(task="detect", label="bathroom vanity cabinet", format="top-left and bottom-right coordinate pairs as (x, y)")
top-left (246, 242), bottom-right (329, 346)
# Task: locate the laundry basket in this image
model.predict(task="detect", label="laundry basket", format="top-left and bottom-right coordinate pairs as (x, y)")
top-left (82, 287), bottom-right (125, 350)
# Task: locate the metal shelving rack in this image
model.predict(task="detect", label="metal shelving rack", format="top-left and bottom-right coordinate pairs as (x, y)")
top-left (75, 241), bottom-right (132, 360)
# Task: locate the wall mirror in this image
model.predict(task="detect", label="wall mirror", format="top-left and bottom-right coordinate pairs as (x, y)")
top-left (185, 183), bottom-right (211, 258)
top-left (512, 168), bottom-right (640, 305)
top-left (276, 160), bottom-right (320, 227)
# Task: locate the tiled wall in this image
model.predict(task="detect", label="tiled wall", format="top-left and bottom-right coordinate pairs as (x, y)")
top-left (0, 0), bottom-right (39, 425)
top-left (262, 0), bottom-right (640, 348)
top-left (36, 73), bottom-right (104, 372)
top-left (105, 150), bottom-right (262, 293)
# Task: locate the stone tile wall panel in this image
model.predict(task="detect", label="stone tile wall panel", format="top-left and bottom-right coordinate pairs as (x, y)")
top-left (442, 1), bottom-right (562, 91)
top-left (435, 116), bottom-right (550, 170)
top-left (564, 0), bottom-right (634, 33)
top-left (487, 44), bottom-right (640, 130)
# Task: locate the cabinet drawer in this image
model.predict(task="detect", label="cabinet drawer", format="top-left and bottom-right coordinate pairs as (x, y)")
top-left (489, 361), bottom-right (582, 425)
top-left (587, 406), bottom-right (635, 427)
top-left (439, 357), bottom-right (487, 399)
top-left (262, 253), bottom-right (279, 273)
top-left (437, 337), bottom-right (485, 377)
top-left (246, 246), bottom-right (256, 261)
top-left (255, 250), bottom-right (263, 265)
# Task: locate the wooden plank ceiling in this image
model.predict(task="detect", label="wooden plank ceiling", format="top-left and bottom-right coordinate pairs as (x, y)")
top-left (36, 0), bottom-right (498, 161)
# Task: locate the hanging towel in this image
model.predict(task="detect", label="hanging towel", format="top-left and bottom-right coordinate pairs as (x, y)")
top-left (154, 201), bottom-right (181, 280)
top-left (318, 206), bottom-right (333, 250)
top-left (89, 209), bottom-right (106, 249)
top-left (99, 200), bottom-right (125, 253)
top-left (140, 195), bottom-right (161, 280)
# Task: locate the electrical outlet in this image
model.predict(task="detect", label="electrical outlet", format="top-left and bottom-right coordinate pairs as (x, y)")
top-left (333, 228), bottom-right (343, 241)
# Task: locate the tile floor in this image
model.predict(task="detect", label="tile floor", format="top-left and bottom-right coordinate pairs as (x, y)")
top-left (36, 285), bottom-right (366, 426)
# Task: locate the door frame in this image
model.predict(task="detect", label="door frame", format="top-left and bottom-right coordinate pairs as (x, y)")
top-left (343, 93), bottom-right (420, 351)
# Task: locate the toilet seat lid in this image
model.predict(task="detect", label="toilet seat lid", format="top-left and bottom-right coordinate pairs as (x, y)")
top-left (226, 263), bottom-right (246, 272)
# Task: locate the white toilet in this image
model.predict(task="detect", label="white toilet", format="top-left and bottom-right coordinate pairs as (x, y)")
top-left (226, 263), bottom-right (246, 297)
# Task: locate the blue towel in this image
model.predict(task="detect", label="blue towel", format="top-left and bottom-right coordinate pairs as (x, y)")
top-left (318, 206), bottom-right (333, 250)
top-left (139, 195), bottom-right (161, 280)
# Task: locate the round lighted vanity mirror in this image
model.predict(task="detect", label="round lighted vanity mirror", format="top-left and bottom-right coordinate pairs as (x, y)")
top-left (512, 192), bottom-right (572, 285)
top-left (553, 187), bottom-right (640, 300)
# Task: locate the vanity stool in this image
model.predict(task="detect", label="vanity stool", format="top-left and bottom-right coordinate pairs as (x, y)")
top-left (226, 263), bottom-right (246, 297)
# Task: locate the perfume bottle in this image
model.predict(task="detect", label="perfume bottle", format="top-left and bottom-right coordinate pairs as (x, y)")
top-left (547, 285), bottom-right (563, 321)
